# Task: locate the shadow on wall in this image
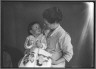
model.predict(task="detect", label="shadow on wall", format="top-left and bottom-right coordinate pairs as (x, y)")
top-left (1, 45), bottom-right (23, 68)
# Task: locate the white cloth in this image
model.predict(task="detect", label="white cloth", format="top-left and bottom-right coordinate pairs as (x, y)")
top-left (19, 48), bottom-right (52, 67)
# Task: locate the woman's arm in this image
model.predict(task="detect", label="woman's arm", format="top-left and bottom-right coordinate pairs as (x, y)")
top-left (59, 33), bottom-right (73, 62)
top-left (52, 33), bottom-right (73, 65)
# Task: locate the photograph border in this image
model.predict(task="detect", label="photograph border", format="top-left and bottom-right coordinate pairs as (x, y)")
top-left (0, 0), bottom-right (95, 69)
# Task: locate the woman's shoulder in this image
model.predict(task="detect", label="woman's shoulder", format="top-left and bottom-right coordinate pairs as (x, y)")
top-left (58, 26), bottom-right (71, 40)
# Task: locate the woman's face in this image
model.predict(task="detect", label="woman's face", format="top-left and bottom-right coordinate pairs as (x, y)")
top-left (44, 20), bottom-right (50, 28)
top-left (44, 20), bottom-right (54, 29)
top-left (31, 23), bottom-right (41, 35)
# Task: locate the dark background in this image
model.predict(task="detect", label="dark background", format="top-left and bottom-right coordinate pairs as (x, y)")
top-left (1, 2), bottom-right (94, 68)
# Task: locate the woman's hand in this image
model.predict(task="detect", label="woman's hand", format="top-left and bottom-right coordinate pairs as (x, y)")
top-left (52, 59), bottom-right (58, 65)
top-left (52, 57), bottom-right (65, 65)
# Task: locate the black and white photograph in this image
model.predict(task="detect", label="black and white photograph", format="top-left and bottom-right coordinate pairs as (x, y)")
top-left (1, 1), bottom-right (95, 68)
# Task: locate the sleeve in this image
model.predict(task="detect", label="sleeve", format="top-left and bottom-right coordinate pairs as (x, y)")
top-left (41, 36), bottom-right (47, 49)
top-left (59, 33), bottom-right (73, 62)
top-left (24, 36), bottom-right (34, 49)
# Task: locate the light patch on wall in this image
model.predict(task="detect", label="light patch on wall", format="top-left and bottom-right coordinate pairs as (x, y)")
top-left (78, 2), bottom-right (94, 57)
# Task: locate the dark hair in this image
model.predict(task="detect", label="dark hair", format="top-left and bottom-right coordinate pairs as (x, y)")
top-left (43, 7), bottom-right (63, 24)
top-left (28, 21), bottom-right (42, 35)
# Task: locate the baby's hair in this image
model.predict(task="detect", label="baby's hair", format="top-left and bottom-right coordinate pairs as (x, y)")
top-left (28, 21), bottom-right (42, 35)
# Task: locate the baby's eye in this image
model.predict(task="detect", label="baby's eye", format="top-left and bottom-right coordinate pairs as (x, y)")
top-left (36, 26), bottom-right (39, 29)
top-left (36, 26), bottom-right (38, 28)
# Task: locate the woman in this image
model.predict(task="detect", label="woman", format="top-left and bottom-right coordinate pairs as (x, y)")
top-left (43, 7), bottom-right (73, 67)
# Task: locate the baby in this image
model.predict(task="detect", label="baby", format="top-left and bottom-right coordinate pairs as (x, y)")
top-left (19, 21), bottom-right (52, 67)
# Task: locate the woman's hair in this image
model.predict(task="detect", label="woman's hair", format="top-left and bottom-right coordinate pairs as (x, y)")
top-left (43, 7), bottom-right (63, 24)
top-left (28, 21), bottom-right (42, 35)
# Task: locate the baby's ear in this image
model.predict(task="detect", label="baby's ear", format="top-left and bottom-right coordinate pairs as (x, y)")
top-left (30, 30), bottom-right (33, 34)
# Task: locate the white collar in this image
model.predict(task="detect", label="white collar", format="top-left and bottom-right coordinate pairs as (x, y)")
top-left (36, 34), bottom-right (43, 39)
top-left (50, 25), bottom-right (61, 36)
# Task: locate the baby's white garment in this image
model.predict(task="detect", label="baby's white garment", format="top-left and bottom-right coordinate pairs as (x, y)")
top-left (19, 48), bottom-right (52, 67)
top-left (35, 48), bottom-right (52, 67)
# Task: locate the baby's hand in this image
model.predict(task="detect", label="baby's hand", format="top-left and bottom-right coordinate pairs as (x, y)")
top-left (24, 49), bottom-right (30, 55)
top-left (36, 41), bottom-right (43, 48)
top-left (27, 40), bottom-right (33, 46)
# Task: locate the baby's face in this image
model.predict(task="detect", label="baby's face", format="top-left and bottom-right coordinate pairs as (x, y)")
top-left (31, 23), bottom-right (41, 35)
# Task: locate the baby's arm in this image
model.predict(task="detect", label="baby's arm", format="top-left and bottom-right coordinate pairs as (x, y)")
top-left (24, 36), bottom-right (34, 49)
